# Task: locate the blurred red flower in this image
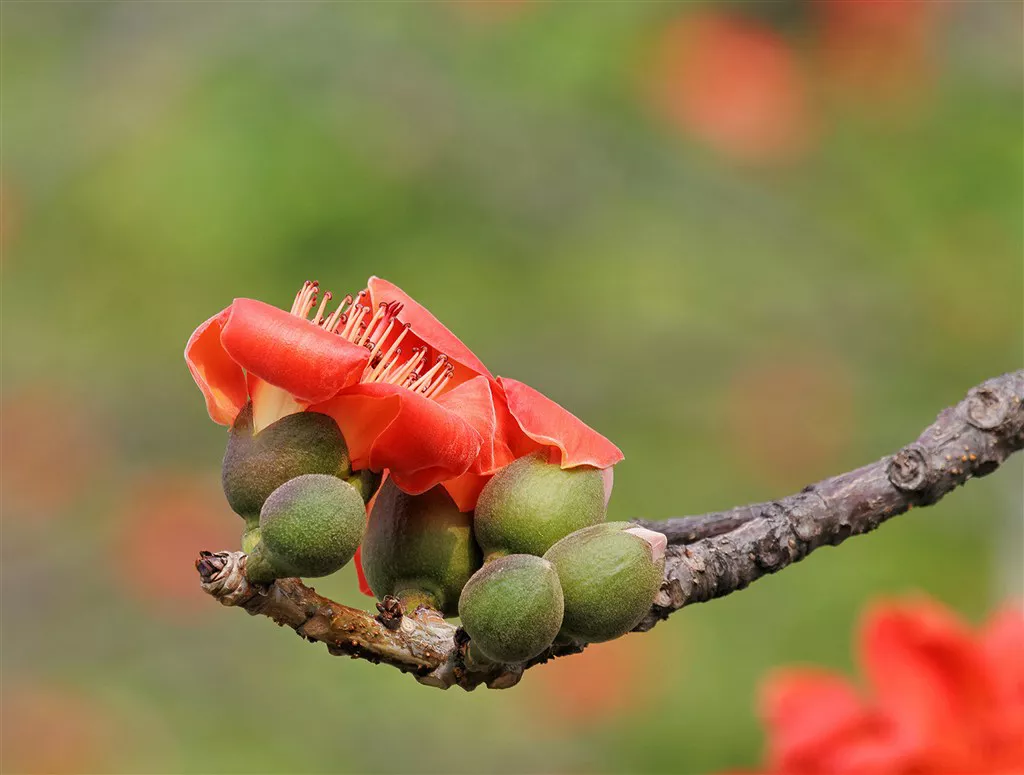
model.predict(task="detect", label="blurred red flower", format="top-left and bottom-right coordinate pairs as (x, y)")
top-left (186, 277), bottom-right (622, 507)
top-left (0, 385), bottom-right (109, 522)
top-left (524, 632), bottom-right (668, 729)
top-left (814, 0), bottom-right (943, 112)
top-left (0, 684), bottom-right (119, 774)
top-left (115, 471), bottom-right (239, 616)
top-left (648, 11), bottom-right (816, 165)
top-left (752, 598), bottom-right (1024, 774)
top-left (723, 352), bottom-right (854, 488)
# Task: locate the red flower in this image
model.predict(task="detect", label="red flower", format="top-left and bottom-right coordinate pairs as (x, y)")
top-left (813, 0), bottom-right (943, 112)
top-left (648, 11), bottom-right (816, 165)
top-left (185, 277), bottom-right (495, 495)
top-left (185, 276), bottom-right (622, 505)
top-left (753, 598), bottom-right (1024, 774)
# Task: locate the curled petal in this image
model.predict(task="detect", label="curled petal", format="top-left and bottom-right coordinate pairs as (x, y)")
top-left (433, 376), bottom-right (523, 511)
top-left (497, 377), bottom-right (624, 470)
top-left (436, 376), bottom-right (507, 473)
top-left (367, 277), bottom-right (493, 379)
top-left (221, 299), bottom-right (370, 404)
top-left (312, 383), bottom-right (483, 496)
top-left (184, 308), bottom-right (248, 425)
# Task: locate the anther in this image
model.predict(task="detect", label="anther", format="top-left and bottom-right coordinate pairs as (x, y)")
top-left (312, 292), bottom-right (333, 324)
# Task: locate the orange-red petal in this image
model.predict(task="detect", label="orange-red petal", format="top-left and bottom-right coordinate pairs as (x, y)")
top-left (859, 599), bottom-right (993, 769)
top-left (220, 298), bottom-right (370, 404)
top-left (367, 277), bottom-right (493, 379)
top-left (312, 382), bottom-right (484, 495)
top-left (497, 377), bottom-right (624, 469)
top-left (441, 472), bottom-right (490, 514)
top-left (184, 308), bottom-right (249, 425)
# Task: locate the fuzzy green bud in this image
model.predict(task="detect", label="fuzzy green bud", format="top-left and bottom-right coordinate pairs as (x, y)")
top-left (458, 554), bottom-right (564, 664)
top-left (544, 523), bottom-right (665, 643)
top-left (246, 474), bottom-right (366, 584)
top-left (361, 479), bottom-right (482, 616)
top-left (474, 453), bottom-right (606, 560)
top-left (222, 403), bottom-right (355, 521)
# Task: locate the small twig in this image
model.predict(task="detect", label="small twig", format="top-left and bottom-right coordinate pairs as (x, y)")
top-left (196, 370), bottom-right (1024, 690)
top-left (630, 509), bottom-right (759, 544)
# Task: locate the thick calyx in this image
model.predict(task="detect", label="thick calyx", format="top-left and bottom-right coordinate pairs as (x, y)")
top-left (544, 523), bottom-right (666, 643)
top-left (246, 474), bottom-right (366, 584)
top-left (458, 554), bottom-right (564, 664)
top-left (474, 452), bottom-right (607, 560)
top-left (222, 402), bottom-right (360, 521)
top-left (361, 479), bottom-right (481, 617)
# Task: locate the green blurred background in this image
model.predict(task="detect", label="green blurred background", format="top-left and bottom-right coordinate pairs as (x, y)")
top-left (2, 2), bottom-right (1021, 773)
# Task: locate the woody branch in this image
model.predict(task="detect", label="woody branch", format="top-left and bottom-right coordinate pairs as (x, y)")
top-left (196, 369), bottom-right (1024, 691)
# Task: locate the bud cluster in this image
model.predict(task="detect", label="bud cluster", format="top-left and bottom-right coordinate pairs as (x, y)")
top-left (218, 410), bottom-right (663, 664)
top-left (367, 451), bottom-right (666, 664)
top-left (220, 403), bottom-right (373, 583)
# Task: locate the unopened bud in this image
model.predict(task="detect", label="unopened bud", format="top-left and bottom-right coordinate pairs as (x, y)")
top-left (222, 403), bottom-right (353, 520)
top-left (458, 554), bottom-right (564, 664)
top-left (475, 452), bottom-right (607, 560)
top-left (361, 479), bottom-right (481, 617)
top-left (544, 523), bottom-right (665, 643)
top-left (246, 474), bottom-right (366, 584)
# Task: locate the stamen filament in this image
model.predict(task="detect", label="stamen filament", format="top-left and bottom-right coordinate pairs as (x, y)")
top-left (423, 367), bottom-right (454, 399)
top-left (369, 349), bottom-right (402, 383)
top-left (409, 355), bottom-right (448, 392)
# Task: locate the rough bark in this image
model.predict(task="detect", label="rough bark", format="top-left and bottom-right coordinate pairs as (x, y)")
top-left (197, 370), bottom-right (1024, 690)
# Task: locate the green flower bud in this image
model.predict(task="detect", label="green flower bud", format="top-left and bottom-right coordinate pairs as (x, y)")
top-left (246, 474), bottom-right (366, 584)
top-left (458, 554), bottom-right (564, 664)
top-left (361, 479), bottom-right (481, 616)
top-left (222, 403), bottom-right (353, 521)
top-left (474, 452), bottom-right (606, 560)
top-left (544, 524), bottom-right (666, 643)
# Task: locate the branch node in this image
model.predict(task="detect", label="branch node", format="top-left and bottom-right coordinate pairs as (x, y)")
top-left (966, 385), bottom-right (1010, 430)
top-left (888, 445), bottom-right (929, 492)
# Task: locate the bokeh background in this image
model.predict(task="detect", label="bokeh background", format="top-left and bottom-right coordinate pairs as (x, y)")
top-left (2, 1), bottom-right (1021, 773)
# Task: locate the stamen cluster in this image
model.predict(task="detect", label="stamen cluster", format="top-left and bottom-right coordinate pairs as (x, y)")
top-left (291, 281), bottom-right (454, 399)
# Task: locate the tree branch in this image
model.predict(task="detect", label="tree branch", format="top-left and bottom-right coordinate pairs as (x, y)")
top-left (196, 370), bottom-right (1024, 690)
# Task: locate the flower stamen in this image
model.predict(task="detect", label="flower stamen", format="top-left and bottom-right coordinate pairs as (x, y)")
top-left (288, 283), bottom-right (454, 400)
